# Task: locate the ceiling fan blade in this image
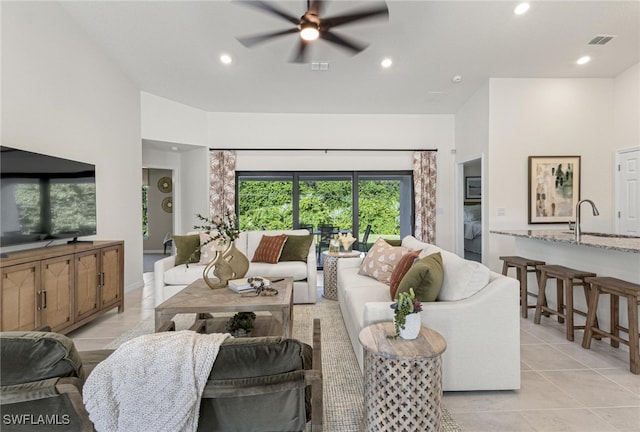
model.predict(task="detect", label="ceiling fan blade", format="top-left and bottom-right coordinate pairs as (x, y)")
top-left (322, 4), bottom-right (389, 30)
top-left (320, 30), bottom-right (368, 54)
top-left (290, 40), bottom-right (310, 63)
top-left (233, 0), bottom-right (300, 26)
top-left (237, 27), bottom-right (300, 48)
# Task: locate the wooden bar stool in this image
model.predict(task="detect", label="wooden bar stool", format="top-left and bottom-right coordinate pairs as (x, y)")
top-left (534, 265), bottom-right (596, 341)
top-left (499, 256), bottom-right (546, 318)
top-left (582, 277), bottom-right (640, 374)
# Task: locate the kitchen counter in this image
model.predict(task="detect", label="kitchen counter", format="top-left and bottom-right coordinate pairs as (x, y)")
top-left (491, 229), bottom-right (639, 337)
top-left (491, 229), bottom-right (640, 254)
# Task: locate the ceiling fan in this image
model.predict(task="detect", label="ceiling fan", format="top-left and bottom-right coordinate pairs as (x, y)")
top-left (234, 0), bottom-right (389, 63)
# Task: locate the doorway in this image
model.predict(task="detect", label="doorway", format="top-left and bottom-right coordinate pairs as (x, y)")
top-left (615, 147), bottom-right (640, 235)
top-left (142, 168), bottom-right (174, 272)
top-left (456, 156), bottom-right (483, 263)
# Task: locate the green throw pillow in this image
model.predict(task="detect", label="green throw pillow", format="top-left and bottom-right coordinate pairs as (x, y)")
top-left (173, 234), bottom-right (201, 265)
top-left (279, 235), bottom-right (314, 262)
top-left (395, 252), bottom-right (444, 302)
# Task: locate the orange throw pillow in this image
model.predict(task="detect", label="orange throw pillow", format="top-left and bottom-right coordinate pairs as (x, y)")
top-left (252, 234), bottom-right (287, 264)
top-left (389, 250), bottom-right (421, 299)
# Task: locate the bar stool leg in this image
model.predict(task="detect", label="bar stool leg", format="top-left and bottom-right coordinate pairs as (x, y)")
top-left (564, 277), bottom-right (575, 341)
top-left (501, 261), bottom-right (509, 276)
top-left (534, 272), bottom-right (548, 325)
top-left (517, 267), bottom-right (528, 318)
top-left (582, 286), bottom-right (601, 349)
top-left (556, 279), bottom-right (565, 324)
top-left (628, 295), bottom-right (640, 374)
top-left (611, 294), bottom-right (620, 348)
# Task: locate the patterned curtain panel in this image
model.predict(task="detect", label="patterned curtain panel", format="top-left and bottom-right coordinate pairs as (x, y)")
top-left (413, 151), bottom-right (437, 244)
top-left (209, 150), bottom-right (237, 217)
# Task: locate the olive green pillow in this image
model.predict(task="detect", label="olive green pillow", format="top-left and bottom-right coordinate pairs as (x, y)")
top-left (279, 235), bottom-right (314, 262)
top-left (395, 252), bottom-right (444, 302)
top-left (173, 234), bottom-right (201, 265)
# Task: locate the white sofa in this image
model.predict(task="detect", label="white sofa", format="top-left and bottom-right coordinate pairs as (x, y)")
top-left (336, 235), bottom-right (521, 391)
top-left (154, 230), bottom-right (317, 306)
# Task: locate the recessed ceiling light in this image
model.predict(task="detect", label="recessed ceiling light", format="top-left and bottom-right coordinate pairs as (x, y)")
top-left (381, 58), bottom-right (393, 68)
top-left (514, 3), bottom-right (530, 15)
top-left (451, 75), bottom-right (462, 83)
top-left (220, 54), bottom-right (232, 65)
top-left (170, 146), bottom-right (179, 152)
top-left (576, 56), bottom-right (591, 65)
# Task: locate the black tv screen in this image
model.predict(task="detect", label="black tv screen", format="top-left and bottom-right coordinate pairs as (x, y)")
top-left (0, 146), bottom-right (97, 248)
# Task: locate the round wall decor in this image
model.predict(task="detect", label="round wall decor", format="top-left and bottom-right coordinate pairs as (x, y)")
top-left (162, 197), bottom-right (173, 213)
top-left (157, 176), bottom-right (172, 193)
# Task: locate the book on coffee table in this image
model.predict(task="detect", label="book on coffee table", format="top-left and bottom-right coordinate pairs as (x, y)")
top-left (228, 277), bottom-right (270, 293)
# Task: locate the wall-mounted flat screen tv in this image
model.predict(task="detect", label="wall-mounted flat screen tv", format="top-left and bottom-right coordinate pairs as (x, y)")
top-left (0, 146), bottom-right (97, 248)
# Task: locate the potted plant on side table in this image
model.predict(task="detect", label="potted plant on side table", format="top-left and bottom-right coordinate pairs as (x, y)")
top-left (225, 312), bottom-right (257, 337)
top-left (389, 288), bottom-right (423, 340)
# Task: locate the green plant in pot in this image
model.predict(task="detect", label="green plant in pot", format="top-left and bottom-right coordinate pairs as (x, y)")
top-left (389, 288), bottom-right (423, 339)
top-left (225, 312), bottom-right (256, 337)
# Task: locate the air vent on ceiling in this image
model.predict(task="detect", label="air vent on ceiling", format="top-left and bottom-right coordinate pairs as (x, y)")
top-left (588, 35), bottom-right (616, 45)
top-left (311, 62), bottom-right (329, 71)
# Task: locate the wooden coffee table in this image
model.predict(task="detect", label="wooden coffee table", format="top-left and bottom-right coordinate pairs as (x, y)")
top-left (154, 277), bottom-right (293, 337)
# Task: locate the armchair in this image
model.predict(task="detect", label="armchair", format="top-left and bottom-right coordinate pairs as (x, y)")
top-left (1, 321), bottom-right (323, 432)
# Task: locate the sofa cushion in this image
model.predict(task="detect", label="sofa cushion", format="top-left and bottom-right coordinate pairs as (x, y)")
top-left (245, 230), bottom-right (310, 261)
top-left (389, 250), bottom-right (421, 300)
top-left (358, 238), bottom-right (410, 284)
top-left (396, 252), bottom-right (444, 302)
top-left (401, 235), bottom-right (431, 251)
top-left (173, 234), bottom-right (201, 265)
top-left (279, 234), bottom-right (314, 262)
top-left (247, 262), bottom-right (308, 281)
top-left (252, 234), bottom-right (287, 264)
top-left (164, 264), bottom-right (205, 286)
top-left (420, 246), bottom-right (490, 301)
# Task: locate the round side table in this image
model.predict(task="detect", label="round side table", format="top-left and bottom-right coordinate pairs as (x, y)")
top-left (359, 322), bottom-right (447, 432)
top-left (322, 250), bottom-right (361, 300)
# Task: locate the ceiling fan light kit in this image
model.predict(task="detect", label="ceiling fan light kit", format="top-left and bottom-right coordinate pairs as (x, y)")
top-left (235, 0), bottom-right (389, 63)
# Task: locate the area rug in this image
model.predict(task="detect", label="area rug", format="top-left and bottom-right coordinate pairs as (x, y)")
top-left (106, 297), bottom-right (462, 432)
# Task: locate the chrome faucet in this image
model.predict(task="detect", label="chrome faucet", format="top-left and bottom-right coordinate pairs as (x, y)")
top-left (575, 199), bottom-right (599, 241)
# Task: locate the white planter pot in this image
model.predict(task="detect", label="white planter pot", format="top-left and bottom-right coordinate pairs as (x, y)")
top-left (398, 313), bottom-right (421, 340)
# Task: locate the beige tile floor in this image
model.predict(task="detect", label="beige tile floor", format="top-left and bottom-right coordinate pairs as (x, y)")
top-left (68, 272), bottom-right (640, 432)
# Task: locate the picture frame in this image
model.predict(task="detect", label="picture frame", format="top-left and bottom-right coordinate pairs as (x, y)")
top-left (528, 156), bottom-right (580, 224)
top-left (465, 176), bottom-right (481, 200)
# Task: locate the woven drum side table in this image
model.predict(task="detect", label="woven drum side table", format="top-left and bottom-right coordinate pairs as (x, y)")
top-left (322, 250), bottom-right (361, 300)
top-left (359, 322), bottom-right (447, 432)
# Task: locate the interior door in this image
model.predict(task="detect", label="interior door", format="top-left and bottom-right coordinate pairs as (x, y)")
top-left (616, 148), bottom-right (640, 235)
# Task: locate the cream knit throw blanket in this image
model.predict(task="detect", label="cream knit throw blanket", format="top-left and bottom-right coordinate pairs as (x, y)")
top-left (83, 330), bottom-right (229, 432)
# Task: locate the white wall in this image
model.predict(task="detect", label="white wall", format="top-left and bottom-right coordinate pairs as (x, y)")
top-left (141, 93), bottom-right (208, 147)
top-left (2, 2), bottom-right (143, 290)
top-left (613, 63), bottom-right (640, 150)
top-left (486, 78), bottom-right (617, 270)
top-left (141, 100), bottom-right (458, 249)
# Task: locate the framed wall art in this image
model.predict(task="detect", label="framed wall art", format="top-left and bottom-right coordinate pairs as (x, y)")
top-left (465, 176), bottom-right (481, 200)
top-left (528, 156), bottom-right (580, 224)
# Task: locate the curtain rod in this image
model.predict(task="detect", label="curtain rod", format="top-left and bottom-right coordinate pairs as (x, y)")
top-left (208, 148), bottom-right (438, 152)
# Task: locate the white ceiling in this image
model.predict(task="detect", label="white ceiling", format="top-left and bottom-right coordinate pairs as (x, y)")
top-left (60, 0), bottom-right (639, 115)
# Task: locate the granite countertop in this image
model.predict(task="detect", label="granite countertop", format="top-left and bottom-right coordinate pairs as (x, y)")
top-left (490, 229), bottom-right (640, 254)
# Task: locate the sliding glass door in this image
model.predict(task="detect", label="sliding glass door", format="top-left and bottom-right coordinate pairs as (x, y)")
top-left (236, 171), bottom-right (413, 264)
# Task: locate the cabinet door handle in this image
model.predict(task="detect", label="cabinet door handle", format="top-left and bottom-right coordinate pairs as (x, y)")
top-left (97, 272), bottom-right (102, 288)
top-left (42, 290), bottom-right (47, 309)
top-left (37, 291), bottom-right (42, 311)
top-left (100, 272), bottom-right (105, 286)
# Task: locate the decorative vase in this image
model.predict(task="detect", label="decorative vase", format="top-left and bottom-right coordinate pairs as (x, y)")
top-left (398, 313), bottom-right (421, 340)
top-left (223, 241), bottom-right (249, 280)
top-left (329, 239), bottom-right (340, 254)
top-left (203, 251), bottom-right (233, 289)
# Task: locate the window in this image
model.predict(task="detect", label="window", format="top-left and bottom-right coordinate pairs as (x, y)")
top-left (236, 171), bottom-right (413, 249)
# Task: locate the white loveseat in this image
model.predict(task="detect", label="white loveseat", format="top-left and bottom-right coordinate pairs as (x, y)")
top-left (154, 230), bottom-right (317, 306)
top-left (336, 235), bottom-right (521, 391)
